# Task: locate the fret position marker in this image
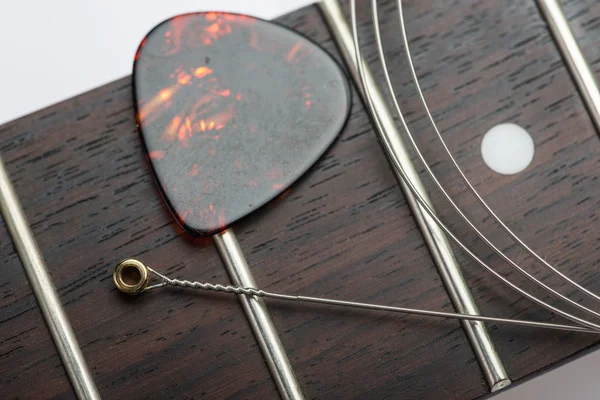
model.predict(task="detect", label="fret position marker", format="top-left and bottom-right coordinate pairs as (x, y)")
top-left (481, 123), bottom-right (535, 175)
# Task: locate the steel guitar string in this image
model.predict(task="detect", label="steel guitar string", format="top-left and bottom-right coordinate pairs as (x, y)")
top-left (114, 258), bottom-right (598, 334)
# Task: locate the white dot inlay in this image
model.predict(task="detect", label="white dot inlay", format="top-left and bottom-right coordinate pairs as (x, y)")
top-left (481, 123), bottom-right (535, 175)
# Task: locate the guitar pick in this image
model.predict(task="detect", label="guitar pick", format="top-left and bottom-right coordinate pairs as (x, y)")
top-left (133, 12), bottom-right (351, 237)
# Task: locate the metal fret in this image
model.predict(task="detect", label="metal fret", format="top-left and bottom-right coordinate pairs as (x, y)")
top-left (318, 0), bottom-right (511, 391)
top-left (538, 0), bottom-right (600, 135)
top-left (0, 158), bottom-right (101, 400)
top-left (214, 230), bottom-right (304, 400)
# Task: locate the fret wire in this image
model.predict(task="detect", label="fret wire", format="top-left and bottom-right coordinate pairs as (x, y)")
top-left (320, 0), bottom-right (511, 390)
top-left (538, 0), bottom-right (600, 135)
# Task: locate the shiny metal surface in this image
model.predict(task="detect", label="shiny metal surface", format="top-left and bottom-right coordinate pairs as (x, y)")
top-left (318, 0), bottom-right (510, 390)
top-left (214, 229), bottom-right (303, 400)
top-left (0, 158), bottom-right (101, 400)
top-left (538, 0), bottom-right (600, 135)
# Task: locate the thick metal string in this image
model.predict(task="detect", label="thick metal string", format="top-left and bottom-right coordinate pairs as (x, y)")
top-left (143, 267), bottom-right (597, 334)
top-left (349, 0), bottom-right (600, 332)
top-left (368, 0), bottom-right (600, 321)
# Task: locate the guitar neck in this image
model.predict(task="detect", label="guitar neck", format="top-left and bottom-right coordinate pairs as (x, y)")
top-left (1, 1), bottom-right (599, 399)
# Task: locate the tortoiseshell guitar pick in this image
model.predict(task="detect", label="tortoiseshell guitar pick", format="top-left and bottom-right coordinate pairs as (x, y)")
top-left (133, 12), bottom-right (351, 237)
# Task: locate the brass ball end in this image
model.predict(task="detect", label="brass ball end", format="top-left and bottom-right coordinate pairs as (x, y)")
top-left (113, 258), bottom-right (150, 295)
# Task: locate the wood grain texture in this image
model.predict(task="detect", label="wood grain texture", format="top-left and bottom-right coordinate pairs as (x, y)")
top-left (0, 1), bottom-right (599, 399)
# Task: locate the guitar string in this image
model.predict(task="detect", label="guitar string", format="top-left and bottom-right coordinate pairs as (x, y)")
top-left (368, 0), bottom-right (600, 322)
top-left (392, 0), bottom-right (600, 304)
top-left (354, 0), bottom-right (600, 331)
top-left (349, 0), bottom-right (600, 331)
top-left (134, 265), bottom-right (597, 334)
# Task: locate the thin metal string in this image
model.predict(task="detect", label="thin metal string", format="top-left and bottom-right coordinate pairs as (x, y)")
top-left (142, 267), bottom-right (597, 334)
top-left (349, 0), bottom-right (600, 332)
top-left (368, 0), bottom-right (600, 321)
top-left (393, 0), bottom-right (600, 304)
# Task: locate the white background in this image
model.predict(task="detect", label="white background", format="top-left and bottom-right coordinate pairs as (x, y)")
top-left (0, 1), bottom-right (597, 399)
top-left (0, 0), bottom-right (312, 125)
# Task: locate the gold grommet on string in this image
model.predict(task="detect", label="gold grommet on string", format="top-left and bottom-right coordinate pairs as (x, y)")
top-left (113, 258), bottom-right (150, 295)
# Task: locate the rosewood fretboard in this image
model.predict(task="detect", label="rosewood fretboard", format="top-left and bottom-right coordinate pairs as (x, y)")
top-left (1, 0), bottom-right (599, 399)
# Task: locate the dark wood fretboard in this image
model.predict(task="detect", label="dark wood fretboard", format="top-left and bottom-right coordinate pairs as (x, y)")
top-left (1, 1), bottom-right (599, 398)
